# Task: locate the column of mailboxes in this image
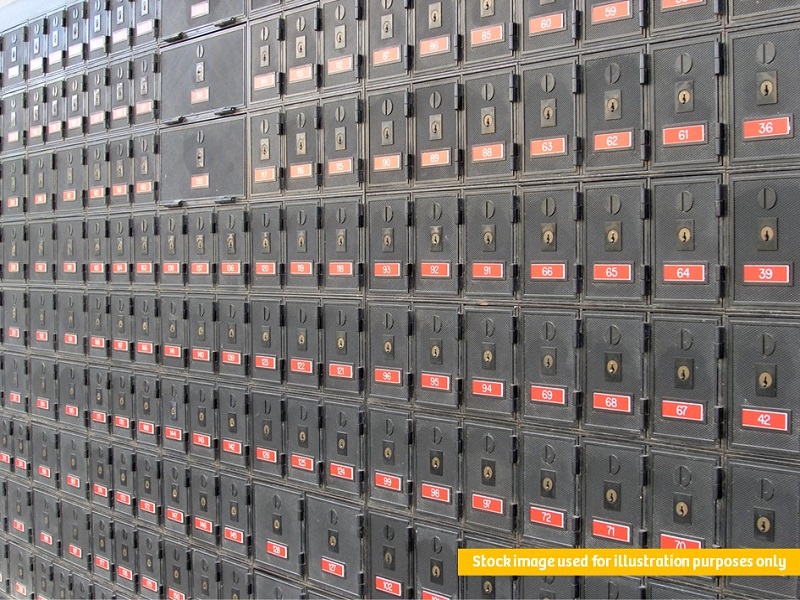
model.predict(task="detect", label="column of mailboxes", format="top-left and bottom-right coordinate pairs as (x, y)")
top-left (0, 1), bottom-right (800, 600)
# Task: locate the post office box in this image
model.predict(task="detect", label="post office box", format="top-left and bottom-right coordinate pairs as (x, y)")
top-left (135, 372), bottom-right (160, 444)
top-left (27, 86), bottom-right (47, 148)
top-left (28, 17), bottom-right (48, 78)
top-left (286, 301), bottom-right (321, 388)
top-left (2, 157), bottom-right (26, 216)
top-left (110, 292), bottom-right (133, 361)
top-left (285, 6), bottom-right (321, 96)
top-left (521, 0), bottom-right (578, 54)
top-left (252, 390), bottom-right (285, 478)
top-left (28, 151), bottom-right (55, 214)
top-left (65, 72), bottom-right (87, 138)
top-left (323, 302), bottom-right (363, 395)
top-left (113, 445), bottom-right (137, 518)
top-left (652, 177), bottom-right (723, 303)
top-left (218, 298), bottom-right (249, 378)
top-left (651, 39), bottom-right (722, 168)
top-left (583, 440), bottom-right (646, 548)
top-left (47, 9), bottom-right (67, 70)
top-left (4, 289), bottom-right (28, 349)
top-left (136, 453), bottom-right (161, 526)
top-left (584, 577), bottom-right (645, 599)
top-left (221, 561), bottom-right (253, 600)
top-left (650, 450), bottom-right (721, 550)
top-left (57, 219), bottom-right (86, 283)
top-left (322, 96), bottom-right (363, 188)
top-left (322, 198), bottom-right (363, 291)
top-left (188, 295), bottom-right (217, 373)
top-left (253, 482), bottom-right (304, 576)
top-left (519, 562), bottom-right (580, 600)
top-left (161, 294), bottom-right (187, 368)
top-left (50, 564), bottom-right (73, 600)
top-left (1, 25), bottom-right (27, 87)
top-left (322, 0), bottom-right (363, 89)
top-left (285, 104), bottom-right (321, 192)
top-left (368, 303), bottom-right (412, 401)
top-left (189, 380), bottom-right (218, 461)
top-left (731, 0), bottom-right (800, 20)
top-left (160, 27), bottom-right (245, 122)
top-left (3, 354), bottom-right (29, 415)
top-left (584, 181), bottom-right (648, 300)
top-left (287, 395), bottom-right (322, 485)
top-left (368, 407), bottom-right (412, 508)
top-left (256, 572), bottom-right (306, 600)
top-left (653, 0), bottom-right (720, 31)
top-left (414, 414), bottom-right (461, 522)
top-left (62, 499), bottom-right (91, 569)
top-left (161, 376), bottom-right (188, 452)
top-left (34, 555), bottom-right (54, 599)
top-left (249, 16), bottom-right (284, 105)
top-left (415, 0), bottom-right (459, 72)
top-left (466, 75), bottom-right (521, 183)
top-left (521, 310), bottom-right (580, 425)
top-left (57, 291), bottom-right (86, 356)
top-left (464, 307), bottom-right (517, 415)
top-left (464, 534), bottom-right (516, 599)
top-left (250, 204), bottom-right (283, 289)
top-left (727, 460), bottom-right (800, 599)
top-left (111, 372), bottom-right (135, 440)
top-left (2, 92), bottom-right (27, 153)
top-left (87, 0), bottom-right (110, 57)
top-left (133, 132), bottom-right (159, 204)
top-left (31, 425), bottom-right (57, 490)
top-left (110, 215), bottom-right (133, 281)
top-left (414, 305), bottom-right (461, 409)
top-left (29, 358), bottom-right (56, 421)
top-left (285, 201), bottom-right (320, 289)
top-left (188, 547), bottom-right (218, 600)
top-left (367, 0), bottom-right (410, 80)
top-left (45, 78), bottom-right (66, 143)
top-left (160, 211), bottom-right (187, 285)
top-left (108, 58), bottom-right (133, 129)
top-left (367, 88), bottom-right (411, 185)
top-left (2, 223), bottom-right (27, 281)
top-left (584, 0), bottom-right (645, 43)
top-left (132, 214), bottom-right (159, 285)
top-left (109, 0), bottom-right (133, 52)
top-left (521, 431), bottom-right (580, 547)
top-left (322, 399), bottom-right (364, 496)
top-left (60, 431), bottom-right (89, 500)
top-left (415, 523), bottom-right (460, 600)
top-left (11, 421), bottom-right (31, 481)
top-left (87, 66), bottom-right (110, 134)
top-left (0, 417), bottom-right (14, 473)
top-left (584, 50), bottom-right (647, 171)
top-left (729, 319), bottom-right (800, 457)
top-left (161, 116), bottom-right (246, 203)
top-left (87, 367), bottom-right (111, 434)
top-left (58, 361), bottom-right (87, 427)
top-left (87, 141), bottom-right (109, 206)
top-left (584, 312), bottom-right (647, 433)
top-left (367, 195), bottom-right (412, 292)
top-left (138, 528), bottom-right (163, 599)
top-left (306, 495), bottom-right (364, 596)
top-left (651, 315), bottom-right (722, 444)
top-left (33, 492), bottom-right (60, 554)
top-left (55, 145), bottom-right (87, 212)
top-left (190, 465), bottom-right (219, 545)
top-left (133, 51), bottom-right (159, 125)
top-left (164, 541), bottom-right (190, 600)
top-left (648, 580), bottom-right (718, 599)
top-left (464, 189), bottom-right (517, 296)
top-left (367, 512), bottom-right (412, 600)
top-left (731, 26), bottom-right (800, 162)
top-left (465, 0), bottom-right (514, 64)
top-left (133, 0), bottom-right (159, 44)
top-left (251, 298), bottom-right (284, 385)
top-left (414, 194), bottom-right (461, 296)
top-left (86, 218), bottom-right (109, 285)
top-left (162, 458), bottom-right (189, 534)
top-left (414, 79), bottom-right (462, 183)
top-left (28, 220), bottom-right (54, 283)
top-left (217, 206), bottom-right (249, 288)
top-left (220, 474), bottom-right (251, 557)
top-left (218, 384), bottom-right (249, 467)
top-left (250, 111), bottom-right (284, 197)
top-left (7, 542), bottom-right (32, 599)
top-left (7, 477), bottom-right (32, 543)
top-left (522, 60), bottom-right (581, 176)
top-left (94, 580), bottom-right (115, 598)
top-left (162, 0), bottom-right (244, 41)
top-left (89, 439), bottom-right (113, 508)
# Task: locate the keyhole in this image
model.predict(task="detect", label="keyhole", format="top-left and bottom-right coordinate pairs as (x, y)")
top-left (760, 372), bottom-right (773, 389)
top-left (329, 535), bottom-right (336, 547)
top-left (761, 226), bottom-right (774, 242)
top-left (484, 230), bottom-right (494, 245)
top-left (483, 465), bottom-right (493, 480)
top-left (273, 518), bottom-right (280, 529)
top-left (677, 365), bottom-right (690, 381)
top-left (483, 581), bottom-right (494, 594)
top-left (675, 501), bottom-right (689, 517)
top-left (431, 121), bottom-right (439, 135)
top-left (483, 350), bottom-right (493, 363)
top-left (543, 354), bottom-right (554, 369)
top-left (338, 438), bottom-right (346, 450)
top-left (298, 333), bottom-right (306, 346)
top-left (431, 10), bottom-right (439, 24)
top-left (431, 565), bottom-right (441, 578)
top-left (384, 340), bottom-right (393, 353)
top-left (384, 446), bottom-right (393, 459)
top-left (299, 430), bottom-right (307, 443)
top-left (542, 106), bottom-right (553, 121)
top-left (385, 552), bottom-right (394, 566)
top-left (606, 359), bottom-right (619, 375)
top-left (757, 516), bottom-right (771, 533)
top-left (607, 229), bottom-right (619, 244)
top-left (483, 113), bottom-right (493, 128)
top-left (542, 477), bottom-right (553, 492)
top-left (384, 233), bottom-right (393, 247)
top-left (607, 98), bottom-right (618, 113)
top-left (543, 230), bottom-right (554, 245)
top-left (431, 232), bottom-right (441, 245)
top-left (337, 336), bottom-right (345, 349)
top-left (431, 456), bottom-right (441, 469)
top-left (431, 345), bottom-right (441, 359)
top-left (606, 488), bottom-right (618, 504)
top-left (337, 234), bottom-right (345, 247)
top-left (761, 80), bottom-right (774, 97)
top-left (383, 21), bottom-right (391, 34)
top-left (679, 227), bottom-right (692, 243)
top-left (678, 90), bottom-right (691, 105)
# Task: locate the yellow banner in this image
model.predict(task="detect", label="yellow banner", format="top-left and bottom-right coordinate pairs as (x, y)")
top-left (458, 549), bottom-right (800, 577)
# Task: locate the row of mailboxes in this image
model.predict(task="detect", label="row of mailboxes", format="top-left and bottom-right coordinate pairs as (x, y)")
top-left (0, 309), bottom-right (798, 452)
top-left (0, 440), bottom-right (796, 598)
